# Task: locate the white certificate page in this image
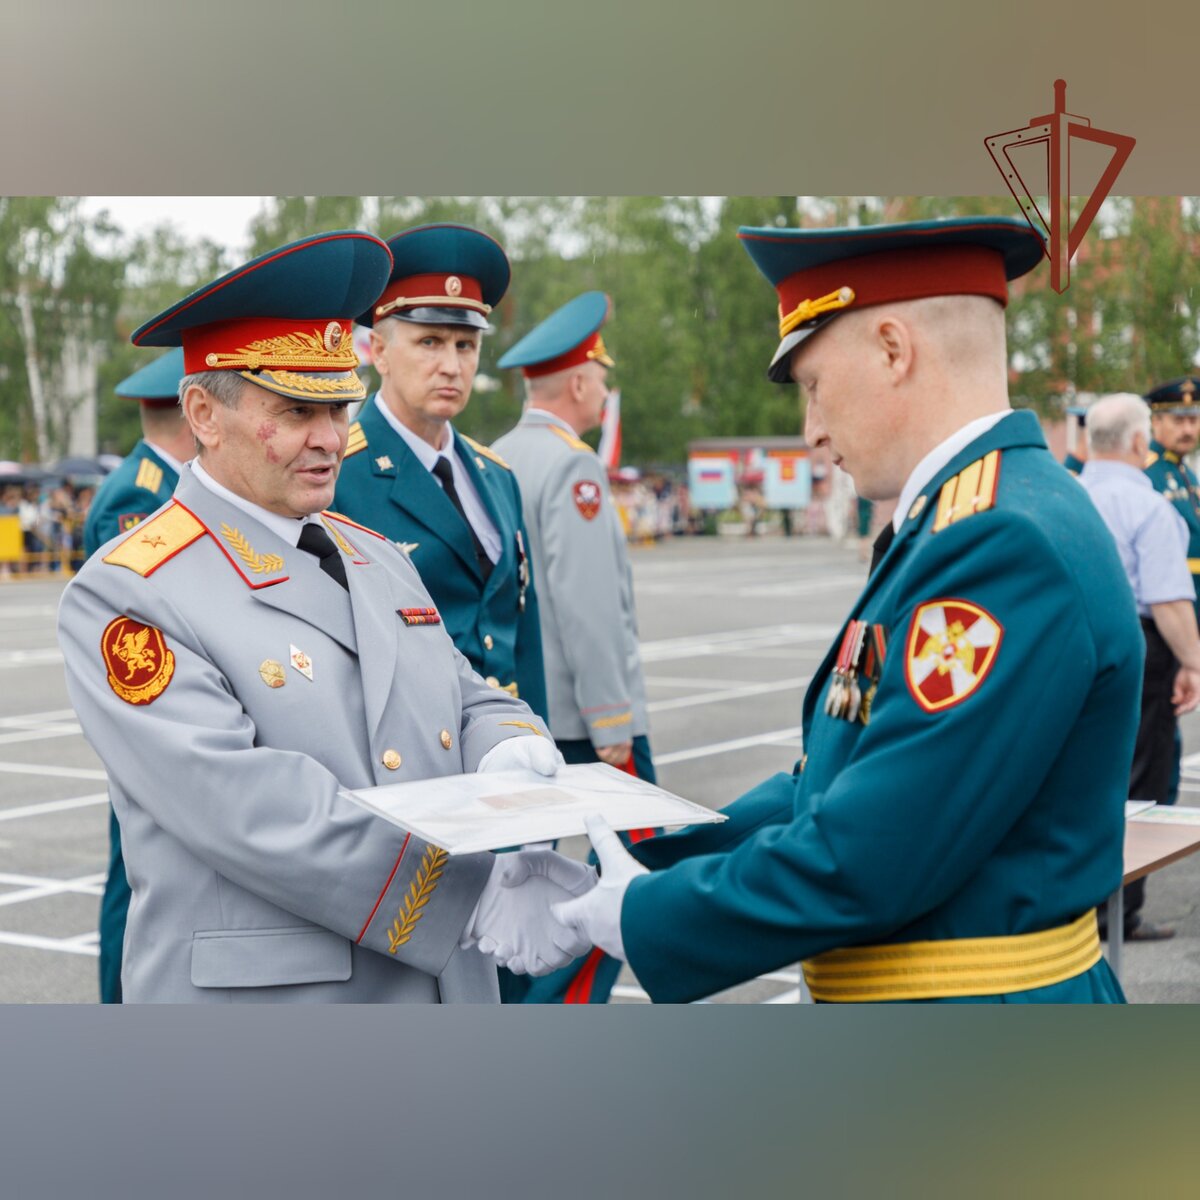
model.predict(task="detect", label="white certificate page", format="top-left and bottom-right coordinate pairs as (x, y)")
top-left (347, 762), bottom-right (725, 854)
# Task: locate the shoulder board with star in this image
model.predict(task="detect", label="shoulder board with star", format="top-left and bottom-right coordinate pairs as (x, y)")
top-left (322, 510), bottom-right (388, 541)
top-left (546, 425), bottom-right (592, 453)
top-left (932, 450), bottom-right (1001, 533)
top-left (102, 501), bottom-right (206, 578)
top-left (133, 457), bottom-right (165, 494)
top-left (344, 420), bottom-right (368, 458)
top-left (461, 434), bottom-right (511, 470)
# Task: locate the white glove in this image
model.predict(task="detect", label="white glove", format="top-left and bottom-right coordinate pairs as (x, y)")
top-left (477, 735), bottom-right (563, 777)
top-left (462, 848), bottom-right (596, 975)
top-left (551, 814), bottom-right (647, 963)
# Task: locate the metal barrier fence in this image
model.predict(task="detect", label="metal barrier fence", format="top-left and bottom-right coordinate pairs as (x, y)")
top-left (0, 514), bottom-right (79, 579)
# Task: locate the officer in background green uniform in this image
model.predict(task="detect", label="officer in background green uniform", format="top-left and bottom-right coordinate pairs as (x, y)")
top-left (334, 224), bottom-right (548, 721)
top-left (1142, 376), bottom-right (1200, 807)
top-left (83, 346), bottom-right (192, 1003)
top-left (546, 217), bottom-right (1140, 1004)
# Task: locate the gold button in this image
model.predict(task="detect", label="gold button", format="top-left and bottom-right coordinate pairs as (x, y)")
top-left (483, 634), bottom-right (494, 651)
top-left (382, 750), bottom-right (402, 770)
top-left (440, 729), bottom-right (453, 750)
top-left (486, 675), bottom-right (500, 688)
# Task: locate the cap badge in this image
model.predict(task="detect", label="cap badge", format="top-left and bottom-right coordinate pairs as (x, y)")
top-left (445, 275), bottom-right (463, 297)
top-left (323, 321), bottom-right (344, 352)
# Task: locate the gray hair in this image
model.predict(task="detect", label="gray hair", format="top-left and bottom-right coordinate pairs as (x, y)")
top-left (1086, 393), bottom-right (1151, 454)
top-left (178, 370), bottom-right (247, 409)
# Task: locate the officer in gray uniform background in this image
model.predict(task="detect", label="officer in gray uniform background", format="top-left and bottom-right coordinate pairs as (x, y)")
top-left (57, 231), bottom-right (592, 1003)
top-left (493, 292), bottom-right (655, 1005)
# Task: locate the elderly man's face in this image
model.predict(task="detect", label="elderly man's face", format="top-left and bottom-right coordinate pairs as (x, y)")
top-left (206, 380), bottom-right (349, 518)
top-left (791, 318), bottom-right (901, 500)
top-left (1152, 411), bottom-right (1200, 457)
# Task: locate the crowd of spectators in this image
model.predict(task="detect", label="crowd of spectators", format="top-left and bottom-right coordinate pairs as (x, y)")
top-left (0, 481), bottom-right (95, 575)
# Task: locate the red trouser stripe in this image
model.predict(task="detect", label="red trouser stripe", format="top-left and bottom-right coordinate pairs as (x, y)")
top-left (564, 947), bottom-right (605, 1004)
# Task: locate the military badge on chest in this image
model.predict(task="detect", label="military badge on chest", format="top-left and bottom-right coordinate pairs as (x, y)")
top-left (825, 620), bottom-right (888, 724)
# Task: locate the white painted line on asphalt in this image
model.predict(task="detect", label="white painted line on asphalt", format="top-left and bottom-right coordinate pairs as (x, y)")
top-left (655, 727), bottom-right (804, 766)
top-left (0, 762), bottom-right (106, 781)
top-left (0, 930), bottom-right (99, 957)
top-left (0, 605), bottom-right (58, 619)
top-left (0, 709), bottom-right (77, 728)
top-left (648, 676), bottom-right (808, 715)
top-left (763, 988), bottom-right (803, 1004)
top-left (0, 725), bottom-right (83, 748)
top-left (640, 622), bottom-right (836, 663)
top-left (0, 648), bottom-right (63, 669)
top-left (645, 675), bottom-right (759, 690)
top-left (0, 872), bottom-right (106, 908)
top-left (0, 793), bottom-right (108, 822)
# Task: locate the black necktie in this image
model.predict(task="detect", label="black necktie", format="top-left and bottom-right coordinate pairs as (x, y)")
top-left (431, 456), bottom-right (493, 580)
top-left (298, 521), bottom-right (349, 591)
top-left (869, 522), bottom-right (895, 575)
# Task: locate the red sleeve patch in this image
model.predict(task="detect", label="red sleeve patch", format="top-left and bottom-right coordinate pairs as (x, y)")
top-left (904, 598), bottom-right (1002, 713)
top-left (572, 480), bottom-right (602, 520)
top-left (101, 616), bottom-right (175, 705)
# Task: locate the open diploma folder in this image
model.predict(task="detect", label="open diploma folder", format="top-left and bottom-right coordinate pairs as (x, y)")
top-left (347, 762), bottom-right (725, 855)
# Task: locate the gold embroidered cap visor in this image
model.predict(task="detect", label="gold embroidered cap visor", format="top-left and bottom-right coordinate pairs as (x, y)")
top-left (130, 230), bottom-right (394, 404)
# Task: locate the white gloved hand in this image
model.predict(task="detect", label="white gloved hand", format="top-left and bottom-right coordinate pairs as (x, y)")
top-left (462, 848), bottom-right (596, 975)
top-left (477, 735), bottom-right (563, 777)
top-left (551, 814), bottom-right (648, 963)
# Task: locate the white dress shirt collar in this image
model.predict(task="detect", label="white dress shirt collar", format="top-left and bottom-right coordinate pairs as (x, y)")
top-left (374, 393), bottom-right (452, 471)
top-left (188, 458), bottom-right (313, 548)
top-left (144, 441), bottom-right (187, 476)
top-left (892, 410), bottom-right (1012, 532)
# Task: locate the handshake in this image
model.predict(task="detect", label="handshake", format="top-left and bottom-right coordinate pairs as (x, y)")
top-left (459, 816), bottom-right (647, 974)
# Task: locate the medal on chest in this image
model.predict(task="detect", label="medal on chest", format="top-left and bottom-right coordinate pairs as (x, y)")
top-left (824, 620), bottom-right (888, 725)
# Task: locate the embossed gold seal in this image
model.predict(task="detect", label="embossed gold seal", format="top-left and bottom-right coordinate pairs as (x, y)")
top-left (382, 749), bottom-right (402, 770)
top-left (259, 659), bottom-right (286, 688)
top-left (439, 729), bottom-right (453, 750)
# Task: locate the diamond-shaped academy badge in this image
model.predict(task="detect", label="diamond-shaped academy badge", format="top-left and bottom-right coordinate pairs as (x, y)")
top-left (904, 599), bottom-right (1002, 713)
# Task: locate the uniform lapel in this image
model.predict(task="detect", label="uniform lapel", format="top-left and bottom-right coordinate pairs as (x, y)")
top-left (173, 471), bottom-right (358, 654)
top-left (361, 405), bottom-right (482, 577)
top-left (341, 540), bottom-right (401, 741)
top-left (453, 430), bottom-right (510, 592)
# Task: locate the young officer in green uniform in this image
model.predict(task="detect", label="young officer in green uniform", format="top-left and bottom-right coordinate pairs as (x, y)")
top-left (1142, 376), bottom-right (1200, 806)
top-left (333, 224), bottom-right (547, 721)
top-left (83, 346), bottom-right (192, 1003)
top-left (544, 217), bottom-right (1142, 1004)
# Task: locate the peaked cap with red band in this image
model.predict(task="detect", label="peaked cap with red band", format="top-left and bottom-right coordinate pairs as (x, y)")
top-left (131, 231), bottom-right (393, 403)
top-left (357, 223), bottom-right (510, 331)
top-left (738, 216), bottom-right (1046, 383)
top-left (497, 291), bottom-right (615, 378)
top-left (114, 346), bottom-right (185, 409)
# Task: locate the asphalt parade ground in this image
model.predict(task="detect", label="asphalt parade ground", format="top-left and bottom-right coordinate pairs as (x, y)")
top-left (2, 535), bottom-right (1199, 1004)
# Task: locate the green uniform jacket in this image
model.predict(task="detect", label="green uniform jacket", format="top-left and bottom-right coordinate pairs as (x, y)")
top-left (624, 412), bottom-right (1140, 1003)
top-left (1143, 440), bottom-right (1200, 618)
top-left (84, 440), bottom-right (179, 558)
top-left (333, 398), bottom-right (548, 721)
top-left (83, 439), bottom-right (180, 1003)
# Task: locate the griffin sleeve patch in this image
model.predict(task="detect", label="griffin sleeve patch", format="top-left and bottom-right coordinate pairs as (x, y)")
top-left (102, 616), bottom-right (175, 705)
top-left (904, 599), bottom-right (1002, 713)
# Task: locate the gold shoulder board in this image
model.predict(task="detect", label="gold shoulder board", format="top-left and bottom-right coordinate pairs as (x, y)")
top-left (345, 420), bottom-right (368, 458)
top-left (546, 425), bottom-right (591, 453)
top-left (134, 458), bottom-right (164, 494)
top-left (932, 450), bottom-right (1001, 533)
top-left (461, 434), bottom-right (511, 470)
top-left (1144, 451), bottom-right (1159, 468)
top-left (102, 501), bottom-right (205, 577)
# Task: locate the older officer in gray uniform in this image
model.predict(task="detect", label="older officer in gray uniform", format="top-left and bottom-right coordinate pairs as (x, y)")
top-left (57, 232), bottom-right (591, 1003)
top-left (493, 292), bottom-right (654, 1005)
top-left (494, 293), bottom-right (652, 781)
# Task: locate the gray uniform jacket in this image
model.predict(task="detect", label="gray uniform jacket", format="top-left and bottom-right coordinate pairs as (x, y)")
top-left (493, 410), bottom-right (647, 747)
top-left (57, 467), bottom-right (549, 1003)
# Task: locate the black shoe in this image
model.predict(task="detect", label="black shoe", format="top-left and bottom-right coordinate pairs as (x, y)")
top-left (1125, 921), bottom-right (1176, 942)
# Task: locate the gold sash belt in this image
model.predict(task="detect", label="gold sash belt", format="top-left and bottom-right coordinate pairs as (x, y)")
top-left (801, 910), bottom-right (1101, 1002)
